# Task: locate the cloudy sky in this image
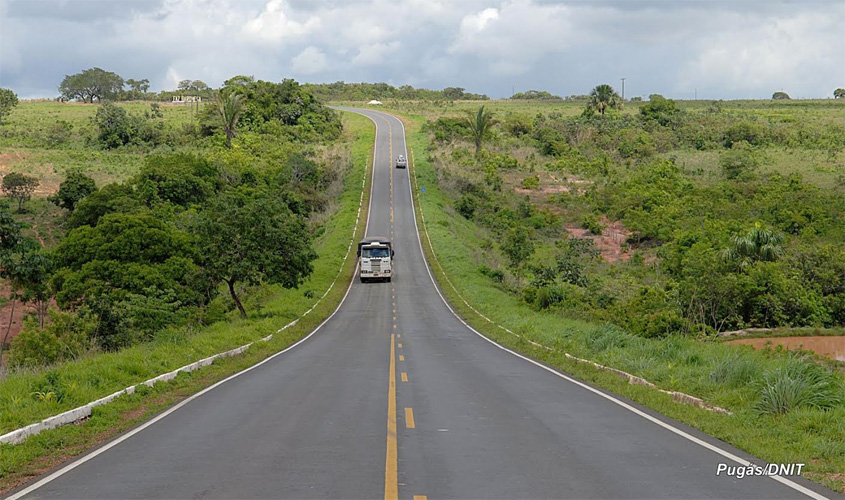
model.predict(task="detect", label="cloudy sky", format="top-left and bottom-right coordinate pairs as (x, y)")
top-left (1, 0), bottom-right (843, 100)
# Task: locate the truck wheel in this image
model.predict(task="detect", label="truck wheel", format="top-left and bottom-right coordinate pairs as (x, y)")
top-left (360, 277), bottom-right (367, 283)
top-left (386, 277), bottom-right (392, 283)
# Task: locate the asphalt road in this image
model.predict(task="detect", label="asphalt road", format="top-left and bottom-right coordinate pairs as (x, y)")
top-left (8, 109), bottom-right (839, 500)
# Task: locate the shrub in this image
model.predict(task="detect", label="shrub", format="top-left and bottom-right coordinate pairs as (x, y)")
top-left (719, 141), bottom-right (759, 179)
top-left (756, 356), bottom-right (843, 415)
top-left (478, 265), bottom-right (505, 282)
top-left (455, 194), bottom-right (478, 219)
top-left (8, 311), bottom-right (96, 368)
top-left (521, 175), bottom-right (540, 190)
top-left (49, 170), bottom-right (97, 211)
top-left (581, 214), bottom-right (604, 235)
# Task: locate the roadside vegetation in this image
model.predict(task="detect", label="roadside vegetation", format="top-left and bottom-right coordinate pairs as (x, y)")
top-left (390, 92), bottom-right (844, 491)
top-left (0, 75), bottom-right (375, 489)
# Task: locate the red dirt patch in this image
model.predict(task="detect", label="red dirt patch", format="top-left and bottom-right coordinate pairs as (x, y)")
top-left (566, 217), bottom-right (632, 263)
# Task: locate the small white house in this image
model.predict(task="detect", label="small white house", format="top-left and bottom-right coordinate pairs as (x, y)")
top-left (368, 100), bottom-right (382, 105)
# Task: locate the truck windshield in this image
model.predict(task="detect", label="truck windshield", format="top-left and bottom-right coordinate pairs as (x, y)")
top-left (362, 247), bottom-right (390, 258)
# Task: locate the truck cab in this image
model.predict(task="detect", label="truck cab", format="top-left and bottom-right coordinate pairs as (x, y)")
top-left (357, 237), bottom-right (394, 282)
top-left (395, 155), bottom-right (407, 168)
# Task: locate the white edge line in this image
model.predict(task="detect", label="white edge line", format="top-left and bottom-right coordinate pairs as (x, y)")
top-left (386, 111), bottom-right (828, 500)
top-left (5, 112), bottom-right (378, 500)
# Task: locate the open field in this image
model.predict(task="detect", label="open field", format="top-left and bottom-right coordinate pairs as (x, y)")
top-left (0, 101), bottom-right (202, 199)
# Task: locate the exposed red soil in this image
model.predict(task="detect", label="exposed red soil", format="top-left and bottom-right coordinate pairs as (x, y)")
top-left (566, 217), bottom-right (632, 263)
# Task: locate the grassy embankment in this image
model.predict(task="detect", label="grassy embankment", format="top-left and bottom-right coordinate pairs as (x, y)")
top-left (0, 111), bottom-right (373, 493)
top-left (399, 110), bottom-right (845, 493)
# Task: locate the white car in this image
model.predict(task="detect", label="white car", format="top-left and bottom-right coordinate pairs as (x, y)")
top-left (395, 155), bottom-right (407, 168)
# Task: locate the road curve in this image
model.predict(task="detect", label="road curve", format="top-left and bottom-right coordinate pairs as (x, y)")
top-left (7, 109), bottom-right (838, 500)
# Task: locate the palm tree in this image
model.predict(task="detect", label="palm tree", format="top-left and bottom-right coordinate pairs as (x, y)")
top-left (588, 84), bottom-right (622, 117)
top-left (216, 91), bottom-right (245, 148)
top-left (466, 105), bottom-right (495, 156)
top-left (723, 222), bottom-right (785, 270)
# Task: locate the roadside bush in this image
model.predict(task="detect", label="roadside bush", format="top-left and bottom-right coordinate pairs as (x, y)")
top-left (756, 355), bottom-right (843, 415)
top-left (8, 311), bottom-right (96, 368)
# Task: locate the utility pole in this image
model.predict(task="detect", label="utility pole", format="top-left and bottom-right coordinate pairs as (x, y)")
top-left (620, 78), bottom-right (626, 101)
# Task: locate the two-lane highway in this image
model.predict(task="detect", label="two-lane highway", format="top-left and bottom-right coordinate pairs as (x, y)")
top-left (8, 109), bottom-right (837, 500)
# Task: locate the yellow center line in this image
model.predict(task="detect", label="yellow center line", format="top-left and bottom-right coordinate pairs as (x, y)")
top-left (399, 355), bottom-right (404, 361)
top-left (385, 334), bottom-right (398, 500)
top-left (401, 372), bottom-right (408, 382)
top-left (405, 407), bottom-right (416, 429)
top-left (398, 343), bottom-right (403, 349)
top-left (413, 496), bottom-right (428, 500)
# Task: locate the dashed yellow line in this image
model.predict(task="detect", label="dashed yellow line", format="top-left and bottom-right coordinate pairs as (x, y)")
top-left (413, 496), bottom-right (428, 500)
top-left (399, 355), bottom-right (404, 361)
top-left (385, 334), bottom-right (398, 500)
top-left (398, 343), bottom-right (403, 349)
top-left (401, 372), bottom-right (408, 382)
top-left (405, 407), bottom-right (416, 429)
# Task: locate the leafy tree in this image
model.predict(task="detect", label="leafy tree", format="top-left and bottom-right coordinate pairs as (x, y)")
top-left (135, 153), bottom-right (220, 207)
top-left (178, 79), bottom-right (210, 94)
top-left (719, 141), bottom-right (759, 179)
top-left (443, 87), bottom-right (466, 100)
top-left (93, 102), bottom-right (163, 149)
top-left (67, 183), bottom-right (143, 229)
top-left (125, 78), bottom-right (150, 93)
top-left (500, 225), bottom-right (535, 272)
top-left (192, 190), bottom-right (316, 318)
top-left (510, 90), bottom-right (562, 100)
top-left (834, 88), bottom-right (845, 99)
top-left (772, 91), bottom-right (790, 100)
top-left (49, 170), bottom-right (97, 211)
top-left (93, 102), bottom-right (134, 148)
top-left (18, 251), bottom-right (52, 328)
top-left (52, 213), bottom-right (201, 349)
top-left (216, 92), bottom-right (245, 148)
top-left (723, 223), bottom-right (785, 270)
top-left (59, 67), bottom-right (124, 103)
top-left (466, 105), bottom-right (495, 156)
top-left (2, 172), bottom-right (39, 212)
top-left (587, 84), bottom-right (622, 117)
top-left (639, 94), bottom-right (681, 127)
top-left (0, 204), bottom-right (30, 362)
top-left (0, 88), bottom-right (19, 124)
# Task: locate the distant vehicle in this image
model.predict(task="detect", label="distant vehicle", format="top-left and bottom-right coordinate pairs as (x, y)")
top-left (357, 237), bottom-right (394, 282)
top-left (395, 154), bottom-right (407, 168)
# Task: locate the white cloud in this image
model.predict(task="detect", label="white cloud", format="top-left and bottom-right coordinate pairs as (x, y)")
top-left (291, 46), bottom-right (328, 75)
top-left (243, 0), bottom-right (321, 42)
top-left (1, 0), bottom-right (843, 99)
top-left (679, 10), bottom-right (845, 98)
top-left (352, 41), bottom-right (401, 67)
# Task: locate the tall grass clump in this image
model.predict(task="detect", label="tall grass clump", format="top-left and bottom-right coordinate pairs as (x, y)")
top-left (708, 350), bottom-right (758, 387)
top-left (756, 355), bottom-right (843, 415)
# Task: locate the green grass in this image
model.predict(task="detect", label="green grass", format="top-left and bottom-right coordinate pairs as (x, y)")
top-left (401, 112), bottom-right (845, 493)
top-left (0, 101), bottom-right (198, 203)
top-left (0, 111), bottom-right (374, 491)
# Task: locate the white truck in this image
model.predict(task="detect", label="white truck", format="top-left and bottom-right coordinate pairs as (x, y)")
top-left (357, 237), bottom-right (394, 282)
